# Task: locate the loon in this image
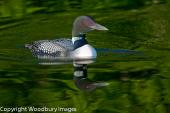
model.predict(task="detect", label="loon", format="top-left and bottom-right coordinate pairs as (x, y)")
top-left (25, 16), bottom-right (108, 60)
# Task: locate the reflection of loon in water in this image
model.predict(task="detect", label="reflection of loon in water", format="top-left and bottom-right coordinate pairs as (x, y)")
top-left (73, 63), bottom-right (109, 91)
top-left (25, 16), bottom-right (108, 60)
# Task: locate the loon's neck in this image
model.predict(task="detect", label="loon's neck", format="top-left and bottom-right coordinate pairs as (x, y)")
top-left (72, 34), bottom-right (97, 59)
top-left (72, 34), bottom-right (88, 50)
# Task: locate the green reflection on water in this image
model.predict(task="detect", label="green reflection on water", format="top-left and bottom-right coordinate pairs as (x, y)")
top-left (0, 1), bottom-right (170, 113)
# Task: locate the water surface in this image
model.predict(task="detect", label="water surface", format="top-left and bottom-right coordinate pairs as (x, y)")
top-left (0, 3), bottom-right (170, 113)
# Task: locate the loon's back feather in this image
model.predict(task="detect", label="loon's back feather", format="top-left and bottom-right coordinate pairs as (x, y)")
top-left (52, 39), bottom-right (73, 51)
top-left (25, 38), bottom-right (74, 59)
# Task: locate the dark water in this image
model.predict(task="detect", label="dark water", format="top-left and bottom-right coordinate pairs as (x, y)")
top-left (0, 3), bottom-right (170, 113)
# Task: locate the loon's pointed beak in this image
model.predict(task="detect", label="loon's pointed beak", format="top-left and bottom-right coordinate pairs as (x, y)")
top-left (89, 23), bottom-right (109, 31)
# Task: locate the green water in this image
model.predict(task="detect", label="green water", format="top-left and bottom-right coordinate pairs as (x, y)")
top-left (0, 2), bottom-right (170, 113)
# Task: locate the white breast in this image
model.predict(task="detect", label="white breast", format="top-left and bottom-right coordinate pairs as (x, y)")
top-left (72, 44), bottom-right (97, 59)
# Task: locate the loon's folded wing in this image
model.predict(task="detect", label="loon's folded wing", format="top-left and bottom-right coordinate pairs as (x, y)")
top-left (25, 39), bottom-right (73, 59)
top-left (52, 39), bottom-right (73, 51)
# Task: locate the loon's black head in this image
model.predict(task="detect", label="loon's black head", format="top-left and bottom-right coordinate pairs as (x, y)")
top-left (72, 16), bottom-right (108, 37)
